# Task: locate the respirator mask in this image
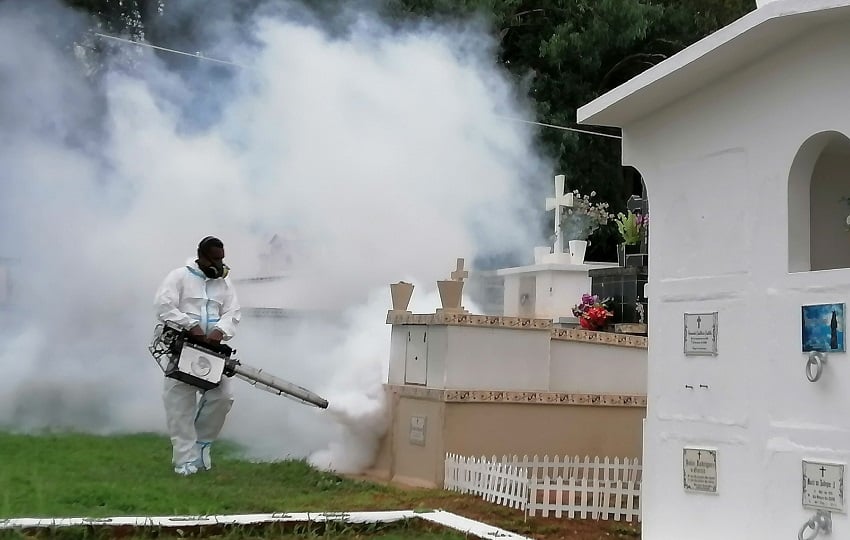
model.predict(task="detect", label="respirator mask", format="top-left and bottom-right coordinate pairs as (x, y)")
top-left (197, 236), bottom-right (230, 279)
top-left (199, 261), bottom-right (229, 279)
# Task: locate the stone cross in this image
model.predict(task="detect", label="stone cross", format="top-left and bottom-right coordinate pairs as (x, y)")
top-left (626, 194), bottom-right (648, 215)
top-left (451, 258), bottom-right (468, 281)
top-left (545, 174), bottom-right (574, 254)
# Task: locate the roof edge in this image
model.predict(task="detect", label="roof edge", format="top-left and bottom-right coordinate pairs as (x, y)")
top-left (576, 0), bottom-right (848, 127)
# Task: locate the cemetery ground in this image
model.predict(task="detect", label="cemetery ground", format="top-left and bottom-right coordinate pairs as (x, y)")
top-left (0, 433), bottom-right (640, 540)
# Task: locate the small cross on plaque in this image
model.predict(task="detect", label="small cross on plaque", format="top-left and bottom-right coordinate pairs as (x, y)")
top-left (451, 258), bottom-right (468, 282)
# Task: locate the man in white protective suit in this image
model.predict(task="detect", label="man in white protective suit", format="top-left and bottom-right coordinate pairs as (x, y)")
top-left (154, 236), bottom-right (241, 476)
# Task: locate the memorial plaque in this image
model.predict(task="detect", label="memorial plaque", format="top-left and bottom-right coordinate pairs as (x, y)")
top-left (684, 312), bottom-right (718, 356)
top-left (409, 416), bottom-right (427, 446)
top-left (683, 448), bottom-right (718, 494)
top-left (803, 461), bottom-right (845, 513)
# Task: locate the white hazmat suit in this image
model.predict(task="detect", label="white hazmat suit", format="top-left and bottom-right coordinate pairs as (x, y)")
top-left (154, 258), bottom-right (241, 475)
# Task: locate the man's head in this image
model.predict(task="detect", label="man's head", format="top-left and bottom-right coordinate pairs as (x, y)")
top-left (196, 236), bottom-right (229, 279)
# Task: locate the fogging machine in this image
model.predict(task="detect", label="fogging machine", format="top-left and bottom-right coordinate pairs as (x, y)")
top-left (148, 322), bottom-right (328, 409)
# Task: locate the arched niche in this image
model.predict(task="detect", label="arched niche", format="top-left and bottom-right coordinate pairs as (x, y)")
top-left (623, 166), bottom-right (645, 199)
top-left (788, 131), bottom-right (850, 272)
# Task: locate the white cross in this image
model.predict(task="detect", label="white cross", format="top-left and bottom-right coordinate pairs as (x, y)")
top-left (545, 175), bottom-right (574, 253)
top-left (451, 258), bottom-right (468, 281)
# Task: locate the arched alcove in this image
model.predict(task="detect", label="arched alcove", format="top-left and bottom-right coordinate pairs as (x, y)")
top-left (788, 131), bottom-right (850, 272)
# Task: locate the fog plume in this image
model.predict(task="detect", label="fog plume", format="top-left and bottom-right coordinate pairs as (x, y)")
top-left (0, 0), bottom-right (548, 473)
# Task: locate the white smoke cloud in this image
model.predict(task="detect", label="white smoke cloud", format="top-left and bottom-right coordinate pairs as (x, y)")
top-left (0, 0), bottom-right (548, 472)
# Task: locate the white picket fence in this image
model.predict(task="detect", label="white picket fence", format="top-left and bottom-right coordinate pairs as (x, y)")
top-left (443, 454), bottom-right (529, 510)
top-left (444, 453), bottom-right (641, 522)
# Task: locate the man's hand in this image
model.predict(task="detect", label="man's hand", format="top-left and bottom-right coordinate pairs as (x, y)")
top-left (207, 328), bottom-right (225, 344)
top-left (188, 325), bottom-right (205, 339)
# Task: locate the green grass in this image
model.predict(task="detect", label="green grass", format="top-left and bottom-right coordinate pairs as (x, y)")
top-left (0, 521), bottom-right (466, 540)
top-left (0, 432), bottom-right (398, 518)
top-left (0, 432), bottom-right (640, 539)
top-left (0, 432), bottom-right (471, 538)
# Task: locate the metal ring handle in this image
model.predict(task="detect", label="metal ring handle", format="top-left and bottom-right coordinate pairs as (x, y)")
top-left (798, 510), bottom-right (832, 540)
top-left (799, 517), bottom-right (820, 540)
top-left (806, 352), bottom-right (826, 383)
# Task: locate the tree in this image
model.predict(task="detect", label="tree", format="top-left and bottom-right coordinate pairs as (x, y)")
top-left (64, 0), bottom-right (163, 40)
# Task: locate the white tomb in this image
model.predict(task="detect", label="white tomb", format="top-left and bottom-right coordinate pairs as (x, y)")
top-left (496, 174), bottom-right (617, 321)
top-left (498, 261), bottom-right (615, 320)
top-left (578, 1), bottom-right (850, 538)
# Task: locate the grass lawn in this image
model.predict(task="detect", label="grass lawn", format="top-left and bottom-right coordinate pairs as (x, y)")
top-left (0, 433), bottom-right (640, 540)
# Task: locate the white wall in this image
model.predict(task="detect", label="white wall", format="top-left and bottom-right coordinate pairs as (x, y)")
top-left (388, 323), bottom-right (648, 394)
top-left (0, 265), bottom-right (8, 305)
top-left (550, 341), bottom-right (646, 395)
top-left (535, 271), bottom-right (592, 320)
top-left (810, 150), bottom-right (850, 270)
top-left (501, 265), bottom-right (601, 319)
top-left (387, 325), bottom-right (409, 385)
top-left (621, 21), bottom-right (850, 539)
top-left (388, 324), bottom-right (550, 390)
top-left (443, 326), bottom-right (550, 389)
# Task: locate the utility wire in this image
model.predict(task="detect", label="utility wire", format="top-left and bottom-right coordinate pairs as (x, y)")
top-left (93, 32), bottom-right (255, 70)
top-left (91, 31), bottom-right (621, 140)
top-left (494, 115), bottom-right (621, 139)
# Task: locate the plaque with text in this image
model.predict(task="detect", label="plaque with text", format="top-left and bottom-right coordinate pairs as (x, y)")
top-left (409, 415), bottom-right (427, 446)
top-left (803, 461), bottom-right (845, 513)
top-left (684, 312), bottom-right (718, 356)
top-left (683, 448), bottom-right (717, 494)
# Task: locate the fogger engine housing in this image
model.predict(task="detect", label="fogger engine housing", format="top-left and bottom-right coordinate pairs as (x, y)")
top-left (148, 322), bottom-right (329, 409)
top-left (149, 322), bottom-right (234, 390)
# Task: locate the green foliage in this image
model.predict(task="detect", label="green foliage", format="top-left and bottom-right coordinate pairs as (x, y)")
top-left (64, 0), bottom-right (160, 39)
top-left (613, 210), bottom-right (644, 245)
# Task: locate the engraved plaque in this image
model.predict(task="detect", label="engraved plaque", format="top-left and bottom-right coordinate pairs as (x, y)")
top-left (409, 416), bottom-right (426, 446)
top-left (803, 461), bottom-right (845, 513)
top-left (683, 448), bottom-right (717, 494)
top-left (684, 312), bottom-right (718, 356)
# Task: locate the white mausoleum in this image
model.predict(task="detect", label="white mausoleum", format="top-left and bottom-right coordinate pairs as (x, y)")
top-left (579, 0), bottom-right (850, 538)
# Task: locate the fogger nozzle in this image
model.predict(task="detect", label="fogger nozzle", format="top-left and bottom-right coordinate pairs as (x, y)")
top-left (231, 363), bottom-right (329, 409)
top-left (149, 322), bottom-right (329, 409)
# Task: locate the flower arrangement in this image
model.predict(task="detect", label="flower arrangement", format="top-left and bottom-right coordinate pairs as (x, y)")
top-left (613, 210), bottom-right (648, 245)
top-left (560, 190), bottom-right (613, 241)
top-left (572, 293), bottom-right (614, 331)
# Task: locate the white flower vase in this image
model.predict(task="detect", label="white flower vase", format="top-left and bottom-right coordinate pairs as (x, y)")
top-left (390, 281), bottom-right (414, 312)
top-left (569, 240), bottom-right (588, 265)
top-left (437, 280), bottom-right (464, 311)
